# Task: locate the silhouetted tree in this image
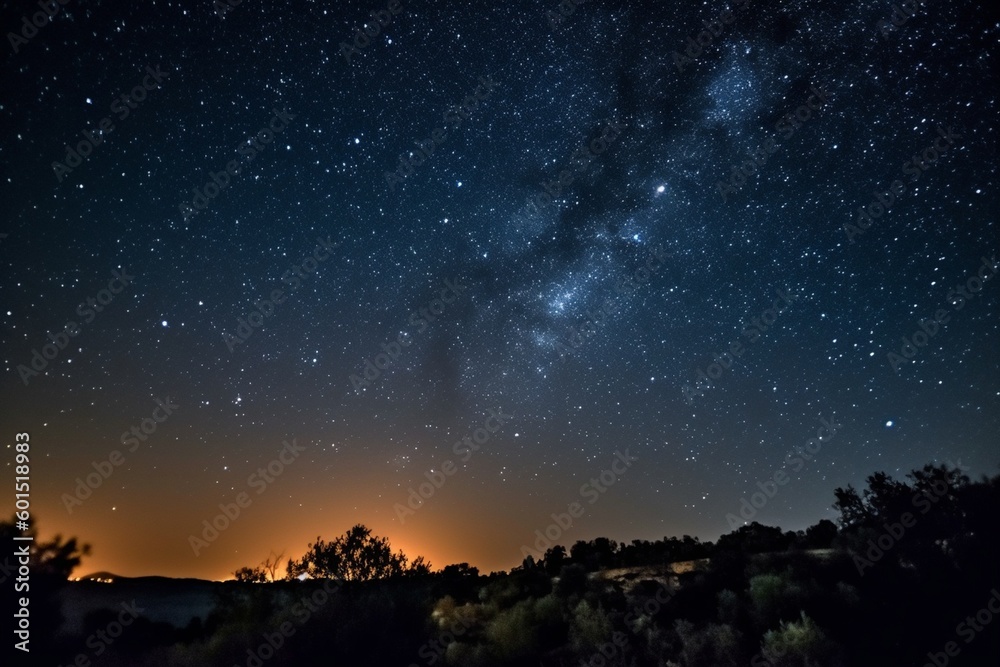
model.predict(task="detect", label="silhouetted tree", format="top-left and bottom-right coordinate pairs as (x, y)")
top-left (862, 471), bottom-right (911, 519)
top-left (717, 522), bottom-right (790, 554)
top-left (832, 483), bottom-right (868, 528)
top-left (517, 554), bottom-right (541, 572)
top-left (804, 519), bottom-right (838, 549)
top-left (1, 516), bottom-right (90, 663)
top-left (442, 562), bottom-right (480, 577)
top-left (570, 538), bottom-right (619, 571)
top-left (262, 549), bottom-right (285, 581)
top-left (0, 515), bottom-right (91, 580)
top-left (833, 470), bottom-right (916, 528)
top-left (406, 555), bottom-right (432, 576)
top-left (543, 545), bottom-right (567, 575)
top-left (233, 565), bottom-right (268, 583)
top-left (286, 524), bottom-right (423, 581)
top-left (234, 550), bottom-right (285, 582)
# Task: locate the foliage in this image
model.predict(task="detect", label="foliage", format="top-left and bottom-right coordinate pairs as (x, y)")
top-left (760, 612), bottom-right (843, 667)
top-left (233, 565), bottom-right (268, 583)
top-left (39, 462), bottom-right (1000, 667)
top-left (284, 523), bottom-right (426, 581)
top-left (0, 515), bottom-right (92, 580)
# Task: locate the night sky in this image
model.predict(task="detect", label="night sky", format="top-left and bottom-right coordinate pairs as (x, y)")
top-left (1, 0), bottom-right (997, 581)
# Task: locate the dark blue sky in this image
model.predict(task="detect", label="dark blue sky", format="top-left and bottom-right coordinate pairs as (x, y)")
top-left (1, 0), bottom-right (997, 578)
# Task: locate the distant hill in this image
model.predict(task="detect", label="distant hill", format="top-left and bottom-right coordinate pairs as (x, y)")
top-left (75, 571), bottom-right (120, 582)
top-left (61, 574), bottom-right (224, 635)
top-left (75, 571), bottom-right (217, 585)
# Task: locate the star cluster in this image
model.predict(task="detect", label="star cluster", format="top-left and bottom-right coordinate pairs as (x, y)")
top-left (0, 0), bottom-right (997, 578)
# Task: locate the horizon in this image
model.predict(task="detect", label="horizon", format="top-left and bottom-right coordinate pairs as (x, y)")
top-left (2, 0), bottom-right (997, 605)
top-left (30, 455), bottom-right (981, 582)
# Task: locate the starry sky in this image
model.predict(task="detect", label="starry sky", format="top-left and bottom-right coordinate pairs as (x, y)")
top-left (1, 0), bottom-right (997, 580)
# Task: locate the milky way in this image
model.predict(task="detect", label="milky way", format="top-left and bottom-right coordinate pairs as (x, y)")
top-left (1, 0), bottom-right (997, 578)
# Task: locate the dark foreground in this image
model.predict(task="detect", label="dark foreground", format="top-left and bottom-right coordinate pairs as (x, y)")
top-left (13, 463), bottom-right (1000, 666)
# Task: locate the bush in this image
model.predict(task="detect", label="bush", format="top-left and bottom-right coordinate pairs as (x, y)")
top-left (759, 612), bottom-right (843, 667)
